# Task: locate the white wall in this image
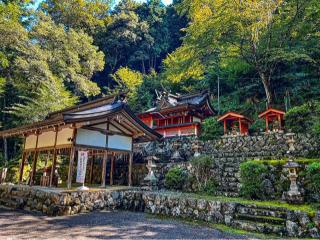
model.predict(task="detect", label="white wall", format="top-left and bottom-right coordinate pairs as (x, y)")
top-left (108, 135), bottom-right (132, 151)
top-left (76, 128), bottom-right (106, 148)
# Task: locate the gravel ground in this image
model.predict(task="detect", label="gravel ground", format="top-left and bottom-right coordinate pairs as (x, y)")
top-left (0, 207), bottom-right (248, 239)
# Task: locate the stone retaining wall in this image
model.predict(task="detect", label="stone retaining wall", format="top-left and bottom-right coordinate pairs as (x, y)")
top-left (133, 133), bottom-right (320, 195)
top-left (0, 184), bottom-right (319, 238)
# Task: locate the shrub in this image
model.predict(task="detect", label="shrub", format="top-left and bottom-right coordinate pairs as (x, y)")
top-left (164, 166), bottom-right (187, 190)
top-left (249, 118), bottom-right (265, 134)
top-left (200, 117), bottom-right (223, 140)
top-left (189, 155), bottom-right (217, 194)
top-left (240, 161), bottom-right (268, 199)
top-left (285, 101), bottom-right (320, 134)
top-left (305, 162), bottom-right (320, 195)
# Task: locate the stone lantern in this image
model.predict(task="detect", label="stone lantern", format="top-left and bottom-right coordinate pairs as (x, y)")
top-left (282, 132), bottom-right (303, 203)
top-left (171, 140), bottom-right (183, 162)
top-left (143, 155), bottom-right (159, 190)
top-left (283, 159), bottom-right (303, 203)
top-left (192, 140), bottom-right (202, 157)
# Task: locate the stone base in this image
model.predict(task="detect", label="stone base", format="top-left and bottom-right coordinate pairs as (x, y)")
top-left (282, 192), bottom-right (304, 204)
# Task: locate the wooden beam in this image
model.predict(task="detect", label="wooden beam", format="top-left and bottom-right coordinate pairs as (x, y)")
top-left (110, 153), bottom-right (115, 186)
top-left (101, 150), bottom-right (108, 187)
top-left (67, 127), bottom-right (77, 189)
top-left (128, 153), bottom-right (133, 187)
top-left (49, 127), bottom-right (59, 187)
top-left (29, 132), bottom-right (39, 186)
top-left (89, 155), bottom-right (94, 184)
top-left (19, 151), bottom-right (26, 184)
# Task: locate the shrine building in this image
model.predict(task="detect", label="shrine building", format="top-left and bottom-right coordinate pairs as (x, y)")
top-left (137, 91), bottom-right (216, 137)
top-left (0, 94), bottom-right (161, 189)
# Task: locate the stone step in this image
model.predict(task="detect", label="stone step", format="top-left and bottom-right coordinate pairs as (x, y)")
top-left (232, 219), bottom-right (286, 235)
top-left (236, 206), bottom-right (287, 219)
top-left (235, 213), bottom-right (285, 225)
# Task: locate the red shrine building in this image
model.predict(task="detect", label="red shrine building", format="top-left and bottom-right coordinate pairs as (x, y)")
top-left (259, 108), bottom-right (285, 132)
top-left (137, 91), bottom-right (216, 137)
top-left (218, 112), bottom-right (252, 135)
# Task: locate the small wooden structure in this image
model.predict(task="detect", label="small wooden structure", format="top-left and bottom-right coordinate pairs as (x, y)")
top-left (138, 91), bottom-right (215, 137)
top-left (258, 108), bottom-right (285, 132)
top-left (0, 94), bottom-right (161, 189)
top-left (218, 112), bottom-right (252, 135)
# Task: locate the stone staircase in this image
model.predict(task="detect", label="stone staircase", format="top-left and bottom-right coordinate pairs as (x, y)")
top-left (231, 204), bottom-right (287, 235)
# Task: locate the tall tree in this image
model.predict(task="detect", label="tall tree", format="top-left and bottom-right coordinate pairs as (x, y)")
top-left (164, 0), bottom-right (320, 105)
top-left (40, 0), bottom-right (111, 35)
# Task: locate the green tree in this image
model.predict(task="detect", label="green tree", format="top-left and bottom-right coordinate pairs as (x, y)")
top-left (164, 0), bottom-right (320, 105)
top-left (40, 0), bottom-right (111, 34)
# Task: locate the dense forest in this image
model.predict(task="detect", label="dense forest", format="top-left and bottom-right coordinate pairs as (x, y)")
top-left (0, 0), bottom-right (320, 164)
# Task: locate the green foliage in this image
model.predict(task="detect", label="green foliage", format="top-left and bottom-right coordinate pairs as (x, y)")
top-left (40, 0), bottom-right (111, 34)
top-left (305, 162), bottom-right (320, 195)
top-left (164, 166), bottom-right (187, 190)
top-left (285, 101), bottom-right (320, 133)
top-left (240, 161), bottom-right (268, 199)
top-left (249, 118), bottom-right (265, 134)
top-left (189, 155), bottom-right (216, 194)
top-left (200, 117), bottom-right (223, 140)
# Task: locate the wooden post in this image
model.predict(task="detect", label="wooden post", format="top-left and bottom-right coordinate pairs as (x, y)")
top-left (49, 127), bottom-right (59, 187)
top-left (19, 151), bottom-right (27, 184)
top-left (67, 127), bottom-right (77, 189)
top-left (223, 120), bottom-right (227, 134)
top-left (128, 152), bottom-right (133, 187)
top-left (238, 118), bottom-right (242, 135)
top-left (265, 115), bottom-right (269, 132)
top-left (101, 151), bottom-right (108, 187)
top-left (89, 155), bottom-right (94, 184)
top-left (29, 132), bottom-right (39, 186)
top-left (110, 153), bottom-right (115, 186)
top-left (278, 114), bottom-right (282, 130)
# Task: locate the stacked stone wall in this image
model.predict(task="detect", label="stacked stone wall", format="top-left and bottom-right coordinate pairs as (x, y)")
top-left (0, 184), bottom-right (319, 238)
top-left (133, 133), bottom-right (320, 195)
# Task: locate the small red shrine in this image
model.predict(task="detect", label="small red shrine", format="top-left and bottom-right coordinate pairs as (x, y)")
top-left (218, 112), bottom-right (252, 135)
top-left (137, 91), bottom-right (215, 137)
top-left (258, 108), bottom-right (285, 132)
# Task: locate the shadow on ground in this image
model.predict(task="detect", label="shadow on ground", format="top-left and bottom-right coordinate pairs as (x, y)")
top-left (0, 207), bottom-right (248, 239)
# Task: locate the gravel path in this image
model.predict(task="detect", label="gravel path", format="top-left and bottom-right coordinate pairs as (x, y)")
top-left (0, 207), bottom-right (248, 239)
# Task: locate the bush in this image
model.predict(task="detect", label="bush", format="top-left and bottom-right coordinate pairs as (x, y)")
top-left (285, 101), bottom-right (320, 134)
top-left (164, 166), bottom-right (187, 190)
top-left (200, 117), bottom-right (223, 140)
top-left (240, 161), bottom-right (268, 199)
top-left (190, 155), bottom-right (217, 194)
top-left (305, 162), bottom-right (320, 195)
top-left (249, 118), bottom-right (265, 134)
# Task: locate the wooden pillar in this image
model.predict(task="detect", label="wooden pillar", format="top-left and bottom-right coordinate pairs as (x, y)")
top-left (110, 153), bottom-right (115, 186)
top-left (67, 127), bottom-right (77, 189)
top-left (265, 115), bottom-right (269, 132)
top-left (128, 152), bottom-right (133, 187)
top-left (19, 151), bottom-right (27, 184)
top-left (223, 120), bottom-right (227, 134)
top-left (29, 133), bottom-right (39, 186)
top-left (101, 151), bottom-right (108, 187)
top-left (238, 118), bottom-right (242, 135)
top-left (278, 114), bottom-right (282, 129)
top-left (49, 127), bottom-right (59, 187)
top-left (89, 155), bottom-right (94, 184)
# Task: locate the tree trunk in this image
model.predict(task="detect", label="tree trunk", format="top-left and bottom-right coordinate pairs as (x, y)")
top-left (260, 72), bottom-right (273, 107)
top-left (3, 138), bottom-right (8, 166)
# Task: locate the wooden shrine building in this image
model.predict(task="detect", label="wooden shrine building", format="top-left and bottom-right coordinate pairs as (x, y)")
top-left (0, 94), bottom-right (161, 188)
top-left (218, 112), bottom-right (252, 135)
top-left (137, 91), bottom-right (215, 137)
top-left (259, 108), bottom-right (285, 132)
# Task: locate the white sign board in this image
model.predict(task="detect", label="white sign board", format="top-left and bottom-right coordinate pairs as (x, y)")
top-left (76, 151), bottom-right (88, 183)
